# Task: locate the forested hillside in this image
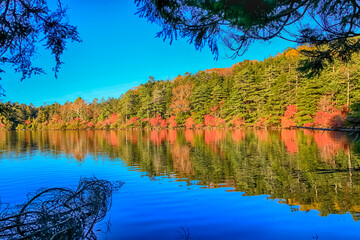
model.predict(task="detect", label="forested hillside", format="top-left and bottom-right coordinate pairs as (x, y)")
top-left (1, 47), bottom-right (360, 130)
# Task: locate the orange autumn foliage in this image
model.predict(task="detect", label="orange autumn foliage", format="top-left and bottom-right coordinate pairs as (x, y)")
top-left (204, 114), bottom-right (226, 127)
top-left (255, 117), bottom-right (269, 127)
top-left (149, 115), bottom-right (168, 128)
top-left (231, 116), bottom-right (245, 127)
top-left (185, 116), bottom-right (196, 129)
top-left (167, 116), bottom-right (177, 128)
top-left (281, 105), bottom-right (298, 128)
top-left (170, 84), bottom-right (192, 114)
top-left (126, 117), bottom-right (139, 126)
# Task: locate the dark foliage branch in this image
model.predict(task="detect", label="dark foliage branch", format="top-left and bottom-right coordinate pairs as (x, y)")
top-left (0, 0), bottom-right (81, 96)
top-left (135, 0), bottom-right (360, 75)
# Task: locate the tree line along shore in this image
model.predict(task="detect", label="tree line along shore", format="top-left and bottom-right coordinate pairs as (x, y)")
top-left (1, 47), bottom-right (360, 131)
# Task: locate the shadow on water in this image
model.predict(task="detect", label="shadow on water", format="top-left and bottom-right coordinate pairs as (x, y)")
top-left (1, 129), bottom-right (360, 221)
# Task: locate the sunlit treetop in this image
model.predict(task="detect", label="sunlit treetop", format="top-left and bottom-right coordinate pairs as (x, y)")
top-left (0, 0), bottom-right (81, 95)
top-left (135, 0), bottom-right (360, 76)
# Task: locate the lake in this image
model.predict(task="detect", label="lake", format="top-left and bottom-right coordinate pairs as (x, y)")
top-left (0, 129), bottom-right (360, 239)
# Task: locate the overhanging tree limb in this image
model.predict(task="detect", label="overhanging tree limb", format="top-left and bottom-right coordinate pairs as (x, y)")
top-left (135, 0), bottom-right (360, 75)
top-left (0, 0), bottom-right (80, 96)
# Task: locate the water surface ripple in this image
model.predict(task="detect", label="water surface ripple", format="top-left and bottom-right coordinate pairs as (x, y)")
top-left (0, 129), bottom-right (359, 239)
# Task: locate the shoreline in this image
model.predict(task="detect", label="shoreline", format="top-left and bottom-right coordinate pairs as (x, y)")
top-left (3, 126), bottom-right (360, 132)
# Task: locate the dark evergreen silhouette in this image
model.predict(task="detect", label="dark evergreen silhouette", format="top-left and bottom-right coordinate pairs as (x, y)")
top-left (136, 0), bottom-right (360, 75)
top-left (0, 0), bottom-right (80, 95)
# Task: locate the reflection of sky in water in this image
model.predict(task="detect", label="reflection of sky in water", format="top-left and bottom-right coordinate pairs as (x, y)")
top-left (0, 129), bottom-right (360, 239)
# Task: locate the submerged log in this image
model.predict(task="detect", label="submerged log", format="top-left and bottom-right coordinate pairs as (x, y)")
top-left (0, 177), bottom-right (124, 240)
top-left (291, 126), bottom-right (360, 133)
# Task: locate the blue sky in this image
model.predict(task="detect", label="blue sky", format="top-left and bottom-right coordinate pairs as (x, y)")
top-left (1, 0), bottom-right (296, 106)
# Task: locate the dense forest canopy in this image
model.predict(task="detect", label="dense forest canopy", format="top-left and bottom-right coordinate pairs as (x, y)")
top-left (136, 0), bottom-right (360, 75)
top-left (1, 46), bottom-right (360, 130)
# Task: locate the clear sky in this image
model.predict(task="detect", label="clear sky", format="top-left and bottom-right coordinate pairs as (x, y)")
top-left (1, 0), bottom-right (296, 106)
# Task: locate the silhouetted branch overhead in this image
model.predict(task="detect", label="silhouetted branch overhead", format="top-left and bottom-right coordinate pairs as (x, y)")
top-left (135, 0), bottom-right (360, 75)
top-left (0, 0), bottom-right (80, 92)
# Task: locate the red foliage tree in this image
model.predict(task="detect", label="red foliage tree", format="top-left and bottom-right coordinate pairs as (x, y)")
top-left (102, 119), bottom-right (111, 128)
top-left (281, 105), bottom-right (298, 128)
top-left (307, 97), bottom-right (348, 129)
top-left (126, 117), bottom-right (139, 126)
top-left (204, 114), bottom-right (215, 126)
top-left (185, 116), bottom-right (195, 129)
top-left (108, 113), bottom-right (119, 124)
top-left (313, 105), bottom-right (347, 128)
top-left (255, 117), bottom-right (268, 127)
top-left (149, 115), bottom-right (168, 128)
top-left (167, 116), bottom-right (177, 128)
top-left (231, 116), bottom-right (245, 127)
top-left (204, 114), bottom-right (226, 127)
top-left (87, 122), bottom-right (95, 129)
top-left (303, 122), bottom-right (314, 127)
top-left (51, 114), bottom-right (61, 123)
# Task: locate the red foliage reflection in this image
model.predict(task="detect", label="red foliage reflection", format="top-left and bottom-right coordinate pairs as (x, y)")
top-left (110, 131), bottom-right (119, 147)
top-left (204, 129), bottom-right (226, 145)
top-left (232, 129), bottom-right (245, 142)
top-left (313, 132), bottom-right (348, 163)
top-left (150, 130), bottom-right (168, 145)
top-left (281, 129), bottom-right (298, 154)
top-left (168, 130), bottom-right (177, 144)
top-left (254, 129), bottom-right (268, 142)
top-left (185, 130), bottom-right (194, 144)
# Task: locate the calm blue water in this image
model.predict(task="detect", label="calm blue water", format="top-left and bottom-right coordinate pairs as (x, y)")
top-left (0, 130), bottom-right (359, 239)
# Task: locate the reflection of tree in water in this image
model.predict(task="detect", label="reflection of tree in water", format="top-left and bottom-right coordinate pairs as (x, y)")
top-left (304, 130), bottom-right (349, 164)
top-left (254, 129), bottom-right (268, 142)
top-left (171, 144), bottom-right (193, 176)
top-left (149, 130), bottom-right (168, 145)
top-left (204, 129), bottom-right (226, 145)
top-left (281, 129), bottom-right (298, 154)
top-left (184, 130), bottom-right (194, 144)
top-left (232, 129), bottom-right (245, 142)
top-left (168, 130), bottom-right (177, 144)
top-left (1, 129), bottom-right (360, 220)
